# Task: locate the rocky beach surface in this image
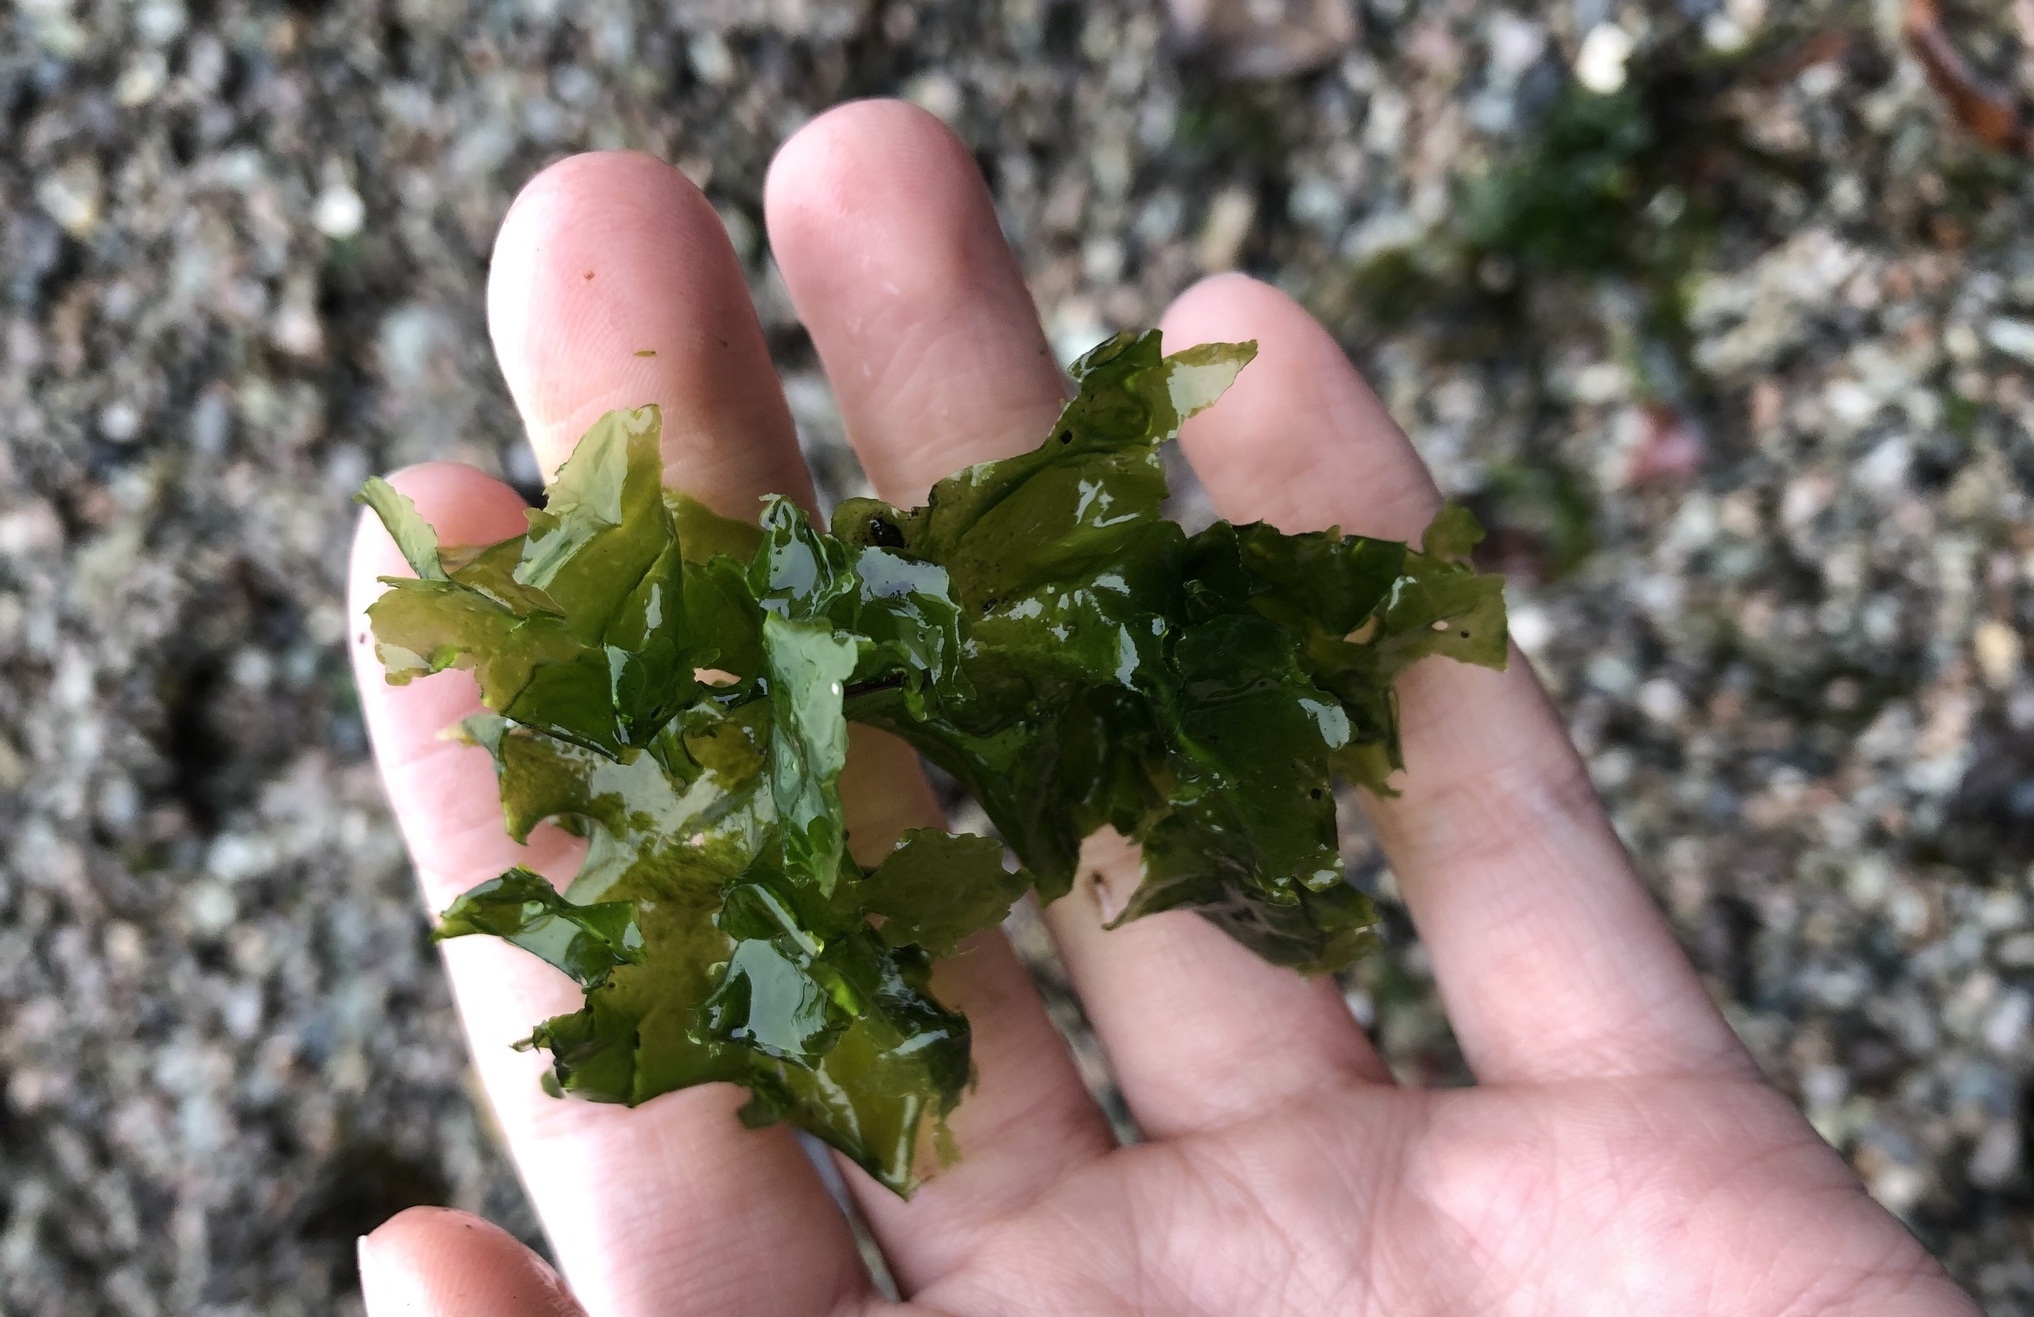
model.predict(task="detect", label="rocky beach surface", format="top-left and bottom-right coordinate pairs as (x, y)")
top-left (3, 0), bottom-right (2032, 1310)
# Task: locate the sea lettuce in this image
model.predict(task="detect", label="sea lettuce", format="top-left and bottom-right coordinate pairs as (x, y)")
top-left (359, 330), bottom-right (1507, 1195)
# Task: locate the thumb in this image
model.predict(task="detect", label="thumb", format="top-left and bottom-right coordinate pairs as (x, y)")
top-left (360, 1207), bottom-right (587, 1317)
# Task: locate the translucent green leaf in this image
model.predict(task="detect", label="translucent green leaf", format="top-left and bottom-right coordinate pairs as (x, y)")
top-left (668, 489), bottom-right (764, 565)
top-left (1419, 502), bottom-right (1486, 564)
top-left (361, 406), bottom-right (724, 757)
top-left (702, 846), bottom-right (973, 1192)
top-left (861, 830), bottom-right (1030, 958)
top-left (751, 495), bottom-right (857, 620)
top-left (356, 476), bottom-right (448, 581)
top-left (698, 935), bottom-right (854, 1066)
top-left (515, 407), bottom-right (666, 635)
top-left (760, 613), bottom-right (858, 897)
top-left (1158, 337), bottom-right (1259, 417)
top-left (435, 868), bottom-right (644, 989)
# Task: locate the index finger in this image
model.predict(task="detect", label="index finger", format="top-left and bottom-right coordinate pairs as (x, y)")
top-left (350, 153), bottom-right (872, 1317)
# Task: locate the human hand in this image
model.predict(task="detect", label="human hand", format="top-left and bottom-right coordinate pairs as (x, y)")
top-left (348, 101), bottom-right (1978, 1317)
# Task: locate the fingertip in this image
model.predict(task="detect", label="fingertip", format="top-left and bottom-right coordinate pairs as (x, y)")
top-left (488, 153), bottom-right (714, 410)
top-left (763, 98), bottom-right (963, 227)
top-left (765, 97), bottom-right (1063, 502)
top-left (495, 149), bottom-right (687, 238)
top-left (485, 149), bottom-right (801, 506)
top-left (1158, 273), bottom-right (1437, 540)
top-left (763, 98), bottom-right (1002, 328)
top-left (486, 149), bottom-right (716, 394)
top-left (1159, 270), bottom-right (1284, 332)
top-left (353, 461), bottom-right (531, 551)
top-left (361, 1207), bottom-right (585, 1317)
top-left (1158, 272), bottom-right (1350, 395)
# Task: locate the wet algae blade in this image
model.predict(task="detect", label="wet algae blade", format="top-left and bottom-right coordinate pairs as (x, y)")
top-left (358, 330), bottom-right (1508, 1196)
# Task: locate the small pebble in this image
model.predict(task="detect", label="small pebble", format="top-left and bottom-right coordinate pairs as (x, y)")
top-left (312, 184), bottom-right (365, 240)
top-left (1575, 24), bottom-right (1634, 95)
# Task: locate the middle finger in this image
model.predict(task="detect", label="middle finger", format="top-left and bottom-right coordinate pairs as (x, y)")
top-left (764, 100), bottom-right (1389, 1169)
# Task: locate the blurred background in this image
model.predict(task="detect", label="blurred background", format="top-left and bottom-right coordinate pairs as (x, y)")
top-left (4, 0), bottom-right (2034, 1311)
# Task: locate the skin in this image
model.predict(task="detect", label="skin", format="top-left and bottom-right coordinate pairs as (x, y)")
top-left (347, 101), bottom-right (1980, 1317)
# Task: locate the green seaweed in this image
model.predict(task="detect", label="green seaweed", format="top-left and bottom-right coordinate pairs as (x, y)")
top-left (360, 330), bottom-right (1507, 1195)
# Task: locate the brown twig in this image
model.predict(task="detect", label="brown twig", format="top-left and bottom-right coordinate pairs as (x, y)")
top-left (1903, 0), bottom-right (2034, 153)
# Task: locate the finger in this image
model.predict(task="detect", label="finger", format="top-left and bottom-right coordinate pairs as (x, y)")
top-left (350, 466), bottom-right (870, 1317)
top-left (356, 151), bottom-right (884, 1317)
top-left (766, 100), bottom-right (1135, 1284)
top-left (766, 99), bottom-right (1066, 506)
top-left (485, 150), bottom-right (809, 509)
top-left (359, 1206), bottom-right (587, 1317)
top-left (485, 155), bottom-right (955, 854)
top-left (767, 98), bottom-right (1387, 1158)
top-left (347, 464), bottom-right (584, 907)
top-left (485, 137), bottom-right (1107, 1292)
top-left (838, 728), bottom-right (1119, 1287)
top-left (1042, 834), bottom-right (1393, 1141)
top-left (1160, 274), bottom-right (1750, 1085)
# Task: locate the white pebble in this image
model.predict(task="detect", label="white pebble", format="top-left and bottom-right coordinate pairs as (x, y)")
top-left (688, 32), bottom-right (733, 85)
top-left (1969, 1120), bottom-right (2022, 1189)
top-left (1983, 990), bottom-right (2033, 1055)
top-left (1637, 678), bottom-right (1686, 725)
top-left (35, 159), bottom-right (102, 237)
top-left (185, 883), bottom-right (237, 936)
top-left (1508, 603), bottom-right (1553, 658)
top-left (312, 184), bottom-right (365, 240)
top-left (1869, 1163), bottom-right (1927, 1215)
top-left (1197, 186), bottom-right (1257, 274)
top-left (113, 51), bottom-right (168, 107)
top-left (1986, 317), bottom-right (2034, 366)
top-left (134, 0), bottom-right (187, 44)
top-left (1574, 24), bottom-right (1634, 96)
top-left (1486, 13), bottom-right (1546, 80)
top-left (1974, 620), bottom-right (2023, 691)
top-left (99, 400), bottom-right (141, 443)
top-left (903, 71), bottom-right (963, 125)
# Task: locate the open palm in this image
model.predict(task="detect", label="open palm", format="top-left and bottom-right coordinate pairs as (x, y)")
top-left (348, 102), bottom-right (1974, 1317)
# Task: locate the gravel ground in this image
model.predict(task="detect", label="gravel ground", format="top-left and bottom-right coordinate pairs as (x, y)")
top-left (4, 0), bottom-right (2034, 1312)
